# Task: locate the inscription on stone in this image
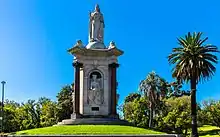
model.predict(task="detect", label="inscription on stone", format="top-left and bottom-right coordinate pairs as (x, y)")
top-left (91, 107), bottom-right (99, 111)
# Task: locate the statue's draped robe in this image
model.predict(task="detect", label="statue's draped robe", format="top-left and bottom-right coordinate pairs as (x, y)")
top-left (89, 78), bottom-right (103, 105)
top-left (90, 11), bottom-right (104, 42)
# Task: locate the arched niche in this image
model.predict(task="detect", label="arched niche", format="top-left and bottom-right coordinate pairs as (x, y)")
top-left (87, 69), bottom-right (104, 105)
top-left (89, 71), bottom-right (102, 79)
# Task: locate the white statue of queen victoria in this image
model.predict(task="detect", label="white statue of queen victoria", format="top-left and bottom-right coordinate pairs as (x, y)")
top-left (89, 4), bottom-right (105, 43)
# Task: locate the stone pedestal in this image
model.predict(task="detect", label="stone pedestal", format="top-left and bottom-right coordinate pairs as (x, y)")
top-left (57, 41), bottom-right (124, 125)
top-left (71, 44), bottom-right (123, 117)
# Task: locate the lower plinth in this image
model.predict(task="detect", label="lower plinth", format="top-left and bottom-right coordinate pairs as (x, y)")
top-left (57, 117), bottom-right (130, 125)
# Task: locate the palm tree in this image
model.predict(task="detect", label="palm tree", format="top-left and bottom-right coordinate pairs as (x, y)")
top-left (158, 78), bottom-right (169, 99)
top-left (139, 71), bottom-right (161, 128)
top-left (168, 32), bottom-right (219, 137)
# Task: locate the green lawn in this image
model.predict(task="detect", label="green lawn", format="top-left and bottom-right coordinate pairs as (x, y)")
top-left (14, 125), bottom-right (220, 136)
top-left (199, 125), bottom-right (220, 137)
top-left (15, 125), bottom-right (164, 135)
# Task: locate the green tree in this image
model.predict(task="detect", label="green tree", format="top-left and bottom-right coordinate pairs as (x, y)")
top-left (38, 97), bottom-right (51, 106)
top-left (201, 100), bottom-right (220, 127)
top-left (21, 100), bottom-right (41, 129)
top-left (139, 71), bottom-right (161, 128)
top-left (124, 93), bottom-right (141, 103)
top-left (3, 100), bottom-right (20, 132)
top-left (56, 85), bottom-right (73, 122)
top-left (168, 32), bottom-right (219, 137)
top-left (168, 80), bottom-right (190, 98)
top-left (157, 96), bottom-right (191, 135)
top-left (123, 97), bottom-right (149, 127)
top-left (37, 97), bottom-right (57, 127)
top-left (13, 100), bottom-right (40, 130)
top-left (197, 102), bottom-right (211, 126)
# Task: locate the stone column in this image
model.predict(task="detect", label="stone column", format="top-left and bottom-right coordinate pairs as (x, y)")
top-left (72, 61), bottom-right (83, 119)
top-left (109, 63), bottom-right (119, 118)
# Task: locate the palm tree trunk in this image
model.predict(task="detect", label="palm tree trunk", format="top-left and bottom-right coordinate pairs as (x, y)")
top-left (191, 76), bottom-right (199, 137)
top-left (149, 103), bottom-right (153, 128)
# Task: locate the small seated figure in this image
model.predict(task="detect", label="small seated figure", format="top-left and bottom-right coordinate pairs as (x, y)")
top-left (108, 41), bottom-right (116, 49)
top-left (74, 40), bottom-right (83, 47)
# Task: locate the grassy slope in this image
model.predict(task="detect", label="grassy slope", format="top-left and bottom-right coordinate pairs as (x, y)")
top-left (199, 125), bottom-right (220, 137)
top-left (15, 125), bottom-right (220, 136)
top-left (15, 125), bottom-right (164, 135)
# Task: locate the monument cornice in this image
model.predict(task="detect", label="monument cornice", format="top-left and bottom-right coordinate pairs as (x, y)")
top-left (68, 46), bottom-right (124, 57)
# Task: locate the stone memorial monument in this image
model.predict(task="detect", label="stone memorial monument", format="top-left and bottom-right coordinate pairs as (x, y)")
top-left (58, 4), bottom-right (126, 125)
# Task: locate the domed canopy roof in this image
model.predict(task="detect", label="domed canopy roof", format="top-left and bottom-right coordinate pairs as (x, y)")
top-left (86, 41), bottom-right (105, 49)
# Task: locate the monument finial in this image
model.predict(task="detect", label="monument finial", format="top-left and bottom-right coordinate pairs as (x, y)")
top-left (108, 41), bottom-right (116, 49)
top-left (89, 4), bottom-right (105, 43)
top-left (74, 39), bottom-right (83, 47)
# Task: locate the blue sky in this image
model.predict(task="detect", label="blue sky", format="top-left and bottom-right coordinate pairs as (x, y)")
top-left (0, 0), bottom-right (220, 104)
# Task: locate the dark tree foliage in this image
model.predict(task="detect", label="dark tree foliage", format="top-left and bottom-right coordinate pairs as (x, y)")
top-left (124, 93), bottom-right (141, 103)
top-left (56, 85), bottom-right (73, 122)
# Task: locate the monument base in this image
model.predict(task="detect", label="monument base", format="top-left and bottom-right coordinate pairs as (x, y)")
top-left (109, 114), bottom-right (119, 119)
top-left (71, 113), bottom-right (82, 119)
top-left (57, 117), bottom-right (130, 125)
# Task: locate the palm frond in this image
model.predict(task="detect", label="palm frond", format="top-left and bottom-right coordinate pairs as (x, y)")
top-left (168, 32), bottom-right (219, 83)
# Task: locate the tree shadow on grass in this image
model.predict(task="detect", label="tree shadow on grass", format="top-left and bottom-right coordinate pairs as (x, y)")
top-left (199, 129), bottom-right (220, 136)
top-left (9, 132), bottom-right (27, 135)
